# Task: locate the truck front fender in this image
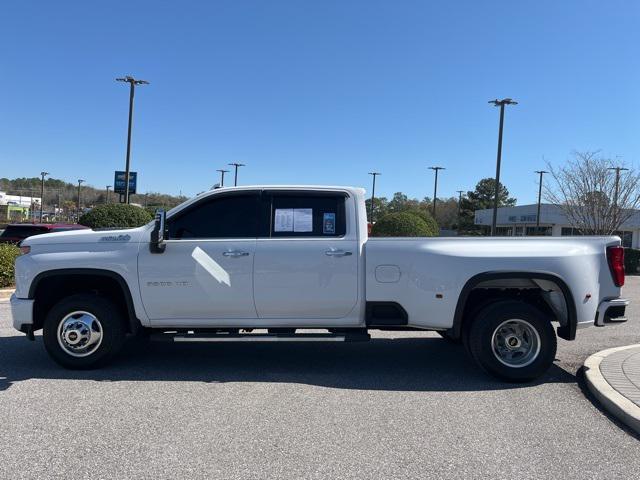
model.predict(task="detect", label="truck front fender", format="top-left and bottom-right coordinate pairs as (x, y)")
top-left (28, 268), bottom-right (142, 334)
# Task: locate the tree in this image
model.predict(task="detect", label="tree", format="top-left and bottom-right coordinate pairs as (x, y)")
top-left (0, 176), bottom-right (187, 222)
top-left (544, 151), bottom-right (640, 235)
top-left (465, 178), bottom-right (516, 209)
top-left (429, 197), bottom-right (459, 230)
top-left (387, 192), bottom-right (422, 214)
top-left (364, 179), bottom-right (516, 233)
top-left (365, 196), bottom-right (389, 221)
top-left (458, 178), bottom-right (516, 233)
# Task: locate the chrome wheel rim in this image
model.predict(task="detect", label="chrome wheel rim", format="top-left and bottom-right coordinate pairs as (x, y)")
top-left (491, 319), bottom-right (541, 368)
top-left (57, 311), bottom-right (103, 358)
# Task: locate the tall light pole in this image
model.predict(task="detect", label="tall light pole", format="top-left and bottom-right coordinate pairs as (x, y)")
top-left (534, 170), bottom-right (548, 228)
top-left (116, 75), bottom-right (149, 204)
top-left (77, 179), bottom-right (85, 217)
top-left (39, 171), bottom-right (49, 222)
top-left (609, 166), bottom-right (629, 229)
top-left (488, 98), bottom-right (518, 235)
top-left (368, 172), bottom-right (381, 223)
top-left (428, 166), bottom-right (445, 218)
top-left (217, 169), bottom-right (229, 187)
top-left (456, 190), bottom-right (464, 230)
top-left (228, 163), bottom-right (245, 186)
top-left (106, 185), bottom-right (112, 203)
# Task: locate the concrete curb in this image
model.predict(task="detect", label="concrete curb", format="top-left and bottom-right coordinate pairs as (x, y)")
top-left (0, 288), bottom-right (15, 302)
top-left (584, 344), bottom-right (640, 435)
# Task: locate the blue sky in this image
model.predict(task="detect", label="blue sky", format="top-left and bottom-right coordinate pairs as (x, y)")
top-left (1, 1), bottom-right (638, 203)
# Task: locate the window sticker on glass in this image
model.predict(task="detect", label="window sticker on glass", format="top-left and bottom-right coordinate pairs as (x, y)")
top-left (293, 208), bottom-right (313, 232)
top-left (323, 212), bottom-right (336, 234)
top-left (274, 208), bottom-right (294, 232)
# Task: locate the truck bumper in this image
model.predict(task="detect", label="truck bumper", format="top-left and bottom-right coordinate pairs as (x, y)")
top-left (594, 298), bottom-right (629, 327)
top-left (10, 294), bottom-right (34, 333)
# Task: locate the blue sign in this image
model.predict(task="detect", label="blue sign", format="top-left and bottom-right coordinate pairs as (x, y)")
top-left (323, 212), bottom-right (336, 234)
top-left (114, 171), bottom-right (137, 194)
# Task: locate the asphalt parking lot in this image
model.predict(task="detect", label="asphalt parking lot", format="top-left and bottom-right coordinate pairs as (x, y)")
top-left (1, 281), bottom-right (639, 479)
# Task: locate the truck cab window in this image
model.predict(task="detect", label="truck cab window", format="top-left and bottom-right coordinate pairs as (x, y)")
top-left (269, 194), bottom-right (346, 237)
top-left (168, 193), bottom-right (259, 239)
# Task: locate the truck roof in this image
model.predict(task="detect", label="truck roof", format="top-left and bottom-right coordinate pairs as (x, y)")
top-left (167, 184), bottom-right (366, 218)
top-left (206, 185), bottom-right (365, 194)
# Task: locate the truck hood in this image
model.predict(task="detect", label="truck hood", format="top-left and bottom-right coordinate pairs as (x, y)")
top-left (22, 225), bottom-right (149, 246)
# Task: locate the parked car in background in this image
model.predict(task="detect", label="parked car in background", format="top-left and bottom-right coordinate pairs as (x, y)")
top-left (0, 223), bottom-right (89, 244)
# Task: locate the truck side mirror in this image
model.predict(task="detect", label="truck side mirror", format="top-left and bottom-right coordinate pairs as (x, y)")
top-left (150, 209), bottom-right (167, 254)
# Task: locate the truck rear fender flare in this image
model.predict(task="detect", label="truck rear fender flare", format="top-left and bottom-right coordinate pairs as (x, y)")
top-left (451, 271), bottom-right (577, 341)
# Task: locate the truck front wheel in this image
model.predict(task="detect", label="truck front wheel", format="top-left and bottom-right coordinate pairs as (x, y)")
top-left (43, 294), bottom-right (126, 369)
top-left (466, 300), bottom-right (557, 382)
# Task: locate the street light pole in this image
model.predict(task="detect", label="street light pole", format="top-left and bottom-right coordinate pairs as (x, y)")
top-left (368, 172), bottom-right (381, 223)
top-left (228, 163), bottom-right (246, 186)
top-left (217, 169), bottom-right (229, 187)
top-left (106, 185), bottom-right (112, 203)
top-left (116, 76), bottom-right (149, 204)
top-left (77, 179), bottom-right (85, 217)
top-left (534, 170), bottom-right (548, 228)
top-left (488, 98), bottom-right (518, 236)
top-left (428, 166), bottom-right (445, 218)
top-left (456, 190), bottom-right (464, 230)
top-left (608, 166), bottom-right (629, 229)
top-left (39, 171), bottom-right (49, 222)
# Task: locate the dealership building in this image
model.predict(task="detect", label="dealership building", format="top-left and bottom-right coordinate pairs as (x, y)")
top-left (474, 203), bottom-right (638, 248)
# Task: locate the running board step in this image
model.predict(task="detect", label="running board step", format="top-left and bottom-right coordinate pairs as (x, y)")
top-left (604, 316), bottom-right (628, 323)
top-left (151, 332), bottom-right (371, 343)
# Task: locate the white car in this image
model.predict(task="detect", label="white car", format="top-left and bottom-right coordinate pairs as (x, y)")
top-left (10, 185), bottom-right (629, 381)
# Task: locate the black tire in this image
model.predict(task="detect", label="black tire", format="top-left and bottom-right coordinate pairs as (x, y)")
top-left (435, 331), bottom-right (461, 344)
top-left (43, 294), bottom-right (126, 369)
top-left (460, 297), bottom-right (505, 357)
top-left (132, 326), bottom-right (152, 343)
top-left (465, 300), bottom-right (556, 382)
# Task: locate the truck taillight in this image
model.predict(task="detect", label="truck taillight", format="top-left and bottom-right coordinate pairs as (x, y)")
top-left (607, 246), bottom-right (625, 287)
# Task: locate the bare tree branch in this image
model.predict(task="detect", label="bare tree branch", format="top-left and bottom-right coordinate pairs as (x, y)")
top-left (544, 151), bottom-right (640, 235)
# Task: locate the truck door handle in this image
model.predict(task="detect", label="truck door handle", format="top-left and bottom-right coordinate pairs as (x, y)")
top-left (325, 249), bottom-right (352, 257)
top-left (223, 250), bottom-right (250, 258)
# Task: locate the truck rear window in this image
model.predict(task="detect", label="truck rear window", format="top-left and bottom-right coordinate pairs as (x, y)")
top-left (269, 194), bottom-right (346, 237)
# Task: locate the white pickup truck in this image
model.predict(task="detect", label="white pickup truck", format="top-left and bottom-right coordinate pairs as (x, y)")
top-left (10, 185), bottom-right (629, 381)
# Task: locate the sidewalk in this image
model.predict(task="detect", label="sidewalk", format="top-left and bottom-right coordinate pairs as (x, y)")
top-left (0, 287), bottom-right (14, 302)
top-left (584, 345), bottom-right (640, 435)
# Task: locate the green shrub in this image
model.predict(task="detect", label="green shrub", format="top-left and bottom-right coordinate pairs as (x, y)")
top-left (371, 212), bottom-right (439, 237)
top-left (400, 207), bottom-right (431, 223)
top-left (624, 248), bottom-right (640, 275)
top-left (79, 203), bottom-right (153, 229)
top-left (0, 243), bottom-right (20, 288)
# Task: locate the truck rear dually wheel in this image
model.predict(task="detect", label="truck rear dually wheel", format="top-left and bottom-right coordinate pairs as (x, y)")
top-left (43, 294), bottom-right (126, 369)
top-left (466, 300), bottom-right (556, 382)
